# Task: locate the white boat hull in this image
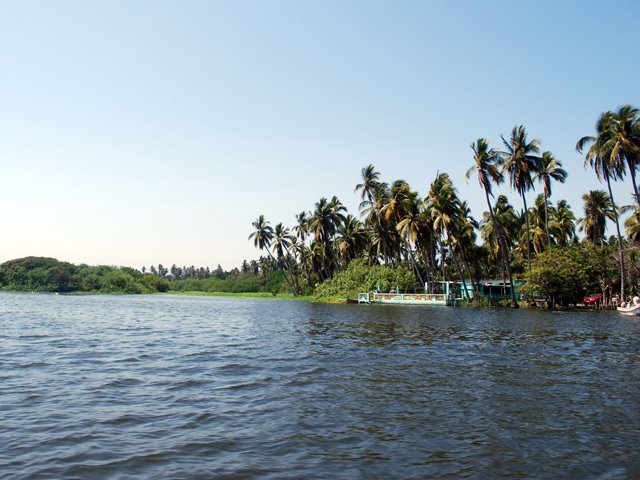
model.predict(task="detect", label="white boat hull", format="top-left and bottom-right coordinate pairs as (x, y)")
top-left (617, 305), bottom-right (640, 316)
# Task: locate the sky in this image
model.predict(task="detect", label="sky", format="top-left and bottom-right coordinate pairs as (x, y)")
top-left (0, 0), bottom-right (639, 270)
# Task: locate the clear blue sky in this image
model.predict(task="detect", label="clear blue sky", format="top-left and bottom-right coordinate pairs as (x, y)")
top-left (1, 0), bottom-right (638, 269)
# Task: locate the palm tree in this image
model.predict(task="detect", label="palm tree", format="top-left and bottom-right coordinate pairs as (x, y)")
top-left (624, 206), bottom-right (640, 241)
top-left (533, 151), bottom-right (567, 246)
top-left (500, 125), bottom-right (541, 270)
top-left (249, 216), bottom-right (299, 295)
top-left (578, 190), bottom-right (614, 245)
top-left (578, 118), bottom-right (627, 300)
top-left (426, 173), bottom-right (472, 301)
top-left (355, 164), bottom-right (381, 212)
top-left (294, 211), bottom-right (310, 242)
top-left (396, 193), bottom-right (426, 286)
top-left (526, 195), bottom-right (553, 254)
top-left (336, 215), bottom-right (369, 263)
top-left (606, 105), bottom-right (640, 206)
top-left (466, 138), bottom-right (518, 307)
top-left (249, 215), bottom-right (274, 253)
top-left (551, 199), bottom-right (576, 246)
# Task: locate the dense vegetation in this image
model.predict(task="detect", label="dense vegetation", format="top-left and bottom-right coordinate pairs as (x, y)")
top-left (248, 104), bottom-right (640, 306)
top-left (0, 257), bottom-right (169, 294)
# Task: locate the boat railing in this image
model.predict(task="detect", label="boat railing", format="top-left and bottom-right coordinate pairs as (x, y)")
top-left (371, 292), bottom-right (448, 303)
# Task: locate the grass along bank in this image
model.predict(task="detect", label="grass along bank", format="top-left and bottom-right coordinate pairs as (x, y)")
top-left (167, 290), bottom-right (315, 301)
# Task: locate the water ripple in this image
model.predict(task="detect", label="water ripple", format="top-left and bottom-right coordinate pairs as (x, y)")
top-left (1, 293), bottom-right (639, 478)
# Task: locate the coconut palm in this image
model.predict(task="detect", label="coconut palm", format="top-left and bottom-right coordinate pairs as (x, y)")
top-left (500, 125), bottom-right (541, 270)
top-left (526, 195), bottom-right (553, 255)
top-left (533, 151), bottom-right (567, 246)
top-left (578, 118), bottom-right (627, 299)
top-left (336, 215), bottom-right (369, 264)
top-left (249, 215), bottom-right (274, 252)
top-left (249, 215), bottom-right (298, 294)
top-left (396, 193), bottom-right (426, 285)
top-left (551, 199), bottom-right (576, 246)
top-left (466, 138), bottom-right (518, 306)
top-left (426, 173), bottom-right (472, 301)
top-left (606, 105), bottom-right (640, 206)
top-left (578, 190), bottom-right (615, 245)
top-left (294, 211), bottom-right (310, 242)
top-left (624, 207), bottom-right (640, 241)
top-left (355, 164), bottom-right (382, 212)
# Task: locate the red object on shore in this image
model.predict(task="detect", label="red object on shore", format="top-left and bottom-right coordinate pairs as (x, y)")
top-left (583, 293), bottom-right (603, 305)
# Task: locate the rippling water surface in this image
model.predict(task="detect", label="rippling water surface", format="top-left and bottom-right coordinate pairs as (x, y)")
top-left (1, 292), bottom-right (640, 479)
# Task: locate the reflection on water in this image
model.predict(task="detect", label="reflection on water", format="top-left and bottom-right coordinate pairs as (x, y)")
top-left (1, 293), bottom-right (639, 479)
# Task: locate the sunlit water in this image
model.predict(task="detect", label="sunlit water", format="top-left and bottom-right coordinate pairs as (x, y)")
top-left (1, 292), bottom-right (639, 479)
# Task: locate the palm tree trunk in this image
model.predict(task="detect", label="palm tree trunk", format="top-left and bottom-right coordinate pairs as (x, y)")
top-left (406, 239), bottom-right (424, 287)
top-left (456, 240), bottom-right (479, 301)
top-left (447, 236), bottom-right (471, 302)
top-left (606, 175), bottom-right (627, 300)
top-left (485, 191), bottom-right (518, 308)
top-left (265, 248), bottom-right (298, 295)
top-left (544, 192), bottom-right (550, 247)
top-left (627, 158), bottom-right (640, 207)
top-left (522, 192), bottom-right (532, 271)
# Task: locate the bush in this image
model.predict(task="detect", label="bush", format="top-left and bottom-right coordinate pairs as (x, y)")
top-left (521, 244), bottom-right (614, 306)
top-left (314, 259), bottom-right (417, 300)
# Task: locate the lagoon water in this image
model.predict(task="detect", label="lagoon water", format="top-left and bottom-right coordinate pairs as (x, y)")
top-left (1, 292), bottom-right (640, 479)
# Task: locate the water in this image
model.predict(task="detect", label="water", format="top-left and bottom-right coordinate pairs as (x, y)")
top-left (1, 292), bottom-right (639, 479)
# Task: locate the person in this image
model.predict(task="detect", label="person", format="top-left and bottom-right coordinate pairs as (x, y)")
top-left (620, 300), bottom-right (628, 308)
top-left (633, 295), bottom-right (640, 306)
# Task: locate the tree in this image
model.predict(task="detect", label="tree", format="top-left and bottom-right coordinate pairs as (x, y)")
top-left (249, 215), bottom-right (297, 294)
top-left (551, 199), bottom-right (576, 246)
top-left (355, 164), bottom-right (381, 212)
top-left (466, 138), bottom-right (518, 307)
top-left (336, 215), bottom-right (369, 264)
top-left (577, 117), bottom-right (627, 299)
top-left (426, 173), bottom-right (472, 301)
top-left (606, 105), bottom-right (640, 206)
top-left (578, 191), bottom-right (614, 245)
top-left (500, 125), bottom-right (541, 270)
top-left (533, 151), bottom-right (567, 246)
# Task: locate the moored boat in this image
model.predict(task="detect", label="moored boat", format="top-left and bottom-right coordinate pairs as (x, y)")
top-left (617, 304), bottom-right (640, 316)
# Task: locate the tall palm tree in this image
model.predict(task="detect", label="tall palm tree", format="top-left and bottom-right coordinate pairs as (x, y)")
top-left (248, 215), bottom-right (298, 294)
top-left (624, 206), bottom-right (640, 241)
top-left (606, 105), bottom-right (640, 206)
top-left (396, 193), bottom-right (426, 286)
top-left (249, 215), bottom-right (274, 254)
top-left (578, 190), bottom-right (615, 245)
top-left (426, 173), bottom-right (472, 301)
top-left (294, 211), bottom-right (310, 242)
top-left (336, 215), bottom-right (369, 264)
top-left (551, 199), bottom-right (576, 246)
top-left (526, 195), bottom-right (554, 255)
top-left (466, 138), bottom-right (518, 307)
top-left (355, 164), bottom-right (381, 212)
top-left (500, 125), bottom-right (541, 270)
top-left (533, 151), bottom-right (567, 246)
top-left (578, 119), bottom-right (627, 300)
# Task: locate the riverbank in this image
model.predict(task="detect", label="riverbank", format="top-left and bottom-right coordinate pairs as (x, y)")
top-left (167, 290), bottom-right (315, 302)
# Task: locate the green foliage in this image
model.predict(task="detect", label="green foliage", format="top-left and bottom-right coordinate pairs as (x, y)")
top-left (521, 244), bottom-right (614, 306)
top-left (0, 257), bottom-right (166, 294)
top-left (169, 272), bottom-right (262, 294)
top-left (264, 271), bottom-right (286, 296)
top-left (314, 258), bottom-right (417, 300)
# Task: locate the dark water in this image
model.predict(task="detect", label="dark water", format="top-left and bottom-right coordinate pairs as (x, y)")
top-left (1, 293), bottom-right (640, 479)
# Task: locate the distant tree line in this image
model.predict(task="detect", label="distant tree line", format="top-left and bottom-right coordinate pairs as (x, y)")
top-left (0, 257), bottom-right (170, 294)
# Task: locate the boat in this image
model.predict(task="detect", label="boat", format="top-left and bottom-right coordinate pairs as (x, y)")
top-left (358, 281), bottom-right (462, 306)
top-left (357, 291), bottom-right (454, 306)
top-left (617, 304), bottom-right (640, 316)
